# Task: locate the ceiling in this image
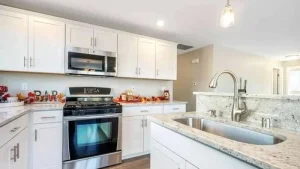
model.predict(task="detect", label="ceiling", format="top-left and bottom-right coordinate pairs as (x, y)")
top-left (1, 0), bottom-right (300, 60)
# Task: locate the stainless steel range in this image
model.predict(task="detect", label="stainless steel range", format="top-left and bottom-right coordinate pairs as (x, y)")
top-left (62, 87), bottom-right (122, 169)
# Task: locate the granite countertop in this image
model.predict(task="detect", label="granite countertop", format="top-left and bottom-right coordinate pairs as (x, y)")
top-left (120, 100), bottom-right (187, 107)
top-left (193, 92), bottom-right (300, 101)
top-left (149, 112), bottom-right (300, 169)
top-left (0, 103), bottom-right (64, 127)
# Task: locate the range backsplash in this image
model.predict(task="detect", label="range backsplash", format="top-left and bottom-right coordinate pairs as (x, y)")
top-left (0, 72), bottom-right (173, 99)
top-left (196, 94), bottom-right (300, 132)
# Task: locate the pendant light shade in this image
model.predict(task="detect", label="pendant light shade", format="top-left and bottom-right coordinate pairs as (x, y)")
top-left (220, 0), bottom-right (234, 28)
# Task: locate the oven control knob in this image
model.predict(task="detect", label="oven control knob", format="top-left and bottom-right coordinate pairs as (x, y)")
top-left (109, 108), bottom-right (116, 114)
top-left (72, 110), bottom-right (78, 116)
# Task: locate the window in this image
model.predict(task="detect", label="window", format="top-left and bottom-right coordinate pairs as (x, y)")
top-left (287, 67), bottom-right (300, 95)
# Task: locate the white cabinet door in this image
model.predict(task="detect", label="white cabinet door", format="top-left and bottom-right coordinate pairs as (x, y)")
top-left (143, 116), bottom-right (151, 152)
top-left (155, 42), bottom-right (177, 80)
top-left (29, 16), bottom-right (65, 73)
top-left (0, 128), bottom-right (28, 169)
top-left (117, 33), bottom-right (138, 78)
top-left (33, 123), bottom-right (62, 169)
top-left (186, 162), bottom-right (199, 169)
top-left (138, 38), bottom-right (156, 79)
top-left (94, 29), bottom-right (117, 52)
top-left (122, 116), bottom-right (144, 157)
top-left (151, 140), bottom-right (185, 169)
top-left (0, 140), bottom-right (10, 169)
top-left (0, 10), bottom-right (28, 71)
top-left (66, 24), bottom-right (94, 49)
top-left (13, 128), bottom-right (28, 169)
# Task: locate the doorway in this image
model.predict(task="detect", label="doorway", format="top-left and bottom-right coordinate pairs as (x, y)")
top-left (273, 68), bottom-right (280, 95)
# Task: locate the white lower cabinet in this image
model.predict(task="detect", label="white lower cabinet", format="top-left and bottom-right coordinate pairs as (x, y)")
top-left (122, 116), bottom-right (144, 157)
top-left (32, 123), bottom-right (62, 169)
top-left (0, 128), bottom-right (28, 169)
top-left (151, 140), bottom-right (185, 169)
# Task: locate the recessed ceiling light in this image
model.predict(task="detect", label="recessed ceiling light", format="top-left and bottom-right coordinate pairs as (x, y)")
top-left (156, 20), bottom-right (165, 27)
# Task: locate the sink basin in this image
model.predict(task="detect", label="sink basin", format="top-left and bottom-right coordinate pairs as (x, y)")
top-left (174, 117), bottom-right (285, 145)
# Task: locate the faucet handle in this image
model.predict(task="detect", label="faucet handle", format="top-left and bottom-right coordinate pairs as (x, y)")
top-left (208, 109), bottom-right (217, 117)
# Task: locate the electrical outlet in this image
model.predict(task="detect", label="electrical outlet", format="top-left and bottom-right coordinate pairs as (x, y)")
top-left (132, 86), bottom-right (135, 91)
top-left (22, 83), bottom-right (28, 90)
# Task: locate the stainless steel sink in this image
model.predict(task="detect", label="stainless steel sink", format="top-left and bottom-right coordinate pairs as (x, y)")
top-left (174, 117), bottom-right (286, 145)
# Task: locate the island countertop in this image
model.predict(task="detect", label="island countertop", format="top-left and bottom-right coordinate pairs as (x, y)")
top-left (149, 112), bottom-right (300, 169)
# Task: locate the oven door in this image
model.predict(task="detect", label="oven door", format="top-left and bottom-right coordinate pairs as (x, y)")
top-left (63, 114), bottom-right (122, 162)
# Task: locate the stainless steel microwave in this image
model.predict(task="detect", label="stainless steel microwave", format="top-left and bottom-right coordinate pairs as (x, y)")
top-left (65, 47), bottom-right (117, 76)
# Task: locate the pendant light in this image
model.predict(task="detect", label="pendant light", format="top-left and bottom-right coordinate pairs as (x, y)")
top-left (220, 0), bottom-right (235, 28)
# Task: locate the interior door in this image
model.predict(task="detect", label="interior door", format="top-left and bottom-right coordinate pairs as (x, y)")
top-left (117, 33), bottom-right (138, 78)
top-left (66, 24), bottom-right (94, 49)
top-left (28, 16), bottom-right (65, 73)
top-left (33, 123), bottom-right (62, 169)
top-left (0, 10), bottom-right (28, 71)
top-left (122, 116), bottom-right (144, 157)
top-left (155, 42), bottom-right (177, 80)
top-left (94, 29), bottom-right (117, 52)
top-left (151, 140), bottom-right (186, 169)
top-left (138, 38), bottom-right (156, 79)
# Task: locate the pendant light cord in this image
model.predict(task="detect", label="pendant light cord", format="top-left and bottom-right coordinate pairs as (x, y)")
top-left (227, 0), bottom-right (230, 6)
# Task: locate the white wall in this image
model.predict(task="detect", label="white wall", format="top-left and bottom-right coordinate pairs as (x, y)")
top-left (212, 45), bottom-right (283, 94)
top-left (174, 45), bottom-right (214, 111)
top-left (0, 72), bottom-right (173, 98)
top-left (282, 59), bottom-right (300, 94)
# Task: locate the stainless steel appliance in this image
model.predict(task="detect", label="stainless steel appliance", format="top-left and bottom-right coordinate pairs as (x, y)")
top-left (63, 87), bottom-right (122, 169)
top-left (65, 47), bottom-right (117, 76)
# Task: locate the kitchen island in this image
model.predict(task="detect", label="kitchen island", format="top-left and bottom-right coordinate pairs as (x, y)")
top-left (149, 112), bottom-right (300, 169)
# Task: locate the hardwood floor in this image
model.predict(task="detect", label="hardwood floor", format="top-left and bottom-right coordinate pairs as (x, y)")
top-left (105, 155), bottom-right (150, 169)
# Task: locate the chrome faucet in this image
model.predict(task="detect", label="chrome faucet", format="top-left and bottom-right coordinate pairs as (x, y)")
top-left (209, 70), bottom-right (247, 122)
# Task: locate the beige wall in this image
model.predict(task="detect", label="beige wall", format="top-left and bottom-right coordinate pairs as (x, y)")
top-left (174, 45), bottom-right (214, 111)
top-left (0, 72), bottom-right (173, 98)
top-left (282, 59), bottom-right (300, 94)
top-left (212, 45), bottom-right (283, 94)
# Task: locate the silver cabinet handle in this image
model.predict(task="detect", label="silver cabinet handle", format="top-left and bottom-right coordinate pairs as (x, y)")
top-left (24, 56), bottom-right (26, 67)
top-left (41, 116), bottom-right (56, 119)
top-left (140, 110), bottom-right (148, 112)
top-left (30, 57), bottom-right (33, 67)
top-left (10, 127), bottom-right (20, 133)
top-left (135, 67), bottom-right (138, 75)
top-left (94, 38), bottom-right (97, 47)
top-left (10, 146), bottom-right (16, 162)
top-left (138, 68), bottom-right (141, 75)
top-left (145, 119), bottom-right (148, 127)
top-left (156, 69), bottom-right (159, 76)
top-left (35, 129), bottom-right (37, 141)
top-left (16, 143), bottom-right (19, 159)
top-left (172, 108), bottom-right (180, 110)
top-left (91, 37), bottom-right (93, 47)
top-left (141, 119), bottom-right (144, 128)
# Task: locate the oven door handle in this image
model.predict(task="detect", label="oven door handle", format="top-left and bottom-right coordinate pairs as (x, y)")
top-left (63, 114), bottom-right (122, 121)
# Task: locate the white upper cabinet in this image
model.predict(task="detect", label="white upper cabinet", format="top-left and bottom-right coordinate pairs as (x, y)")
top-left (94, 29), bottom-right (117, 52)
top-left (117, 33), bottom-right (138, 78)
top-left (29, 16), bottom-right (65, 73)
top-left (66, 24), bottom-right (94, 49)
top-left (138, 38), bottom-right (156, 79)
top-left (0, 10), bottom-right (28, 72)
top-left (155, 42), bottom-right (177, 80)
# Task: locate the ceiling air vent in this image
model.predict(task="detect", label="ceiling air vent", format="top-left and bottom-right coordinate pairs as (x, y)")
top-left (177, 44), bottom-right (193, 50)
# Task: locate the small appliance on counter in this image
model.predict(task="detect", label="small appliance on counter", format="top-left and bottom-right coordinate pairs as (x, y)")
top-left (63, 87), bottom-right (122, 169)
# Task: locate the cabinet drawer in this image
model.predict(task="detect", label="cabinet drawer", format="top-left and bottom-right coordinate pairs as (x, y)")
top-left (122, 106), bottom-right (163, 117)
top-left (163, 104), bottom-right (186, 114)
top-left (0, 113), bottom-right (28, 148)
top-left (33, 110), bottom-right (63, 124)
